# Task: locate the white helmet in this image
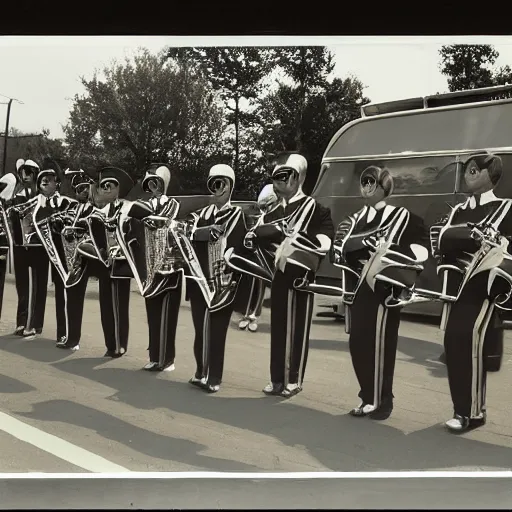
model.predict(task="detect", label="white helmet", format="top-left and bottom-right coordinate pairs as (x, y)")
top-left (0, 173), bottom-right (17, 200)
top-left (272, 153), bottom-right (307, 186)
top-left (207, 164), bottom-right (235, 195)
top-left (142, 165), bottom-right (171, 193)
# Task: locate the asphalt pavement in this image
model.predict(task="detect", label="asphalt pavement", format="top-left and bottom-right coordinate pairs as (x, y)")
top-left (0, 274), bottom-right (511, 508)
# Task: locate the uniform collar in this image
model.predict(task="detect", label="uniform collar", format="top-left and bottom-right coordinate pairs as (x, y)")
top-left (466, 190), bottom-right (497, 209)
top-left (281, 189), bottom-right (306, 207)
top-left (215, 201), bottom-right (231, 211)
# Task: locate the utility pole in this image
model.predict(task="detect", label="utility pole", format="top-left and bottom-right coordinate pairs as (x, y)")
top-left (1, 98), bottom-right (13, 177)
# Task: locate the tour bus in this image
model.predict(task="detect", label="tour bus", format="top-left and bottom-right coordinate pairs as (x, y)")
top-left (311, 84), bottom-right (512, 321)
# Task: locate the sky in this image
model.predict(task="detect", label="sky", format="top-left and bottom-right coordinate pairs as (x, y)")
top-left (1, 36), bottom-right (512, 140)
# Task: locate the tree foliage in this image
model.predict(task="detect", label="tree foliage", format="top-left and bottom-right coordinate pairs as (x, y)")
top-left (166, 46), bottom-right (276, 174)
top-left (255, 74), bottom-right (370, 193)
top-left (64, 49), bottom-right (227, 191)
top-left (439, 44), bottom-right (512, 92)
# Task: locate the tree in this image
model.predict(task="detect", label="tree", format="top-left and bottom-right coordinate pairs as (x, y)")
top-left (439, 44), bottom-right (512, 92)
top-left (254, 75), bottom-right (370, 193)
top-left (64, 48), bottom-right (227, 192)
top-left (8, 127), bottom-right (68, 170)
top-left (273, 46), bottom-right (335, 151)
top-left (165, 47), bottom-right (277, 174)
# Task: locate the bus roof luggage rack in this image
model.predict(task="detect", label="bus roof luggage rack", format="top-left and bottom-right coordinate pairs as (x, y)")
top-left (361, 84), bottom-right (512, 118)
top-left (361, 97), bottom-right (425, 117)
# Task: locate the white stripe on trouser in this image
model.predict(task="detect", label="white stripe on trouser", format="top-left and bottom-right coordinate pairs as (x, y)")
top-left (159, 294), bottom-right (170, 367)
top-left (111, 281), bottom-right (120, 353)
top-left (471, 299), bottom-right (493, 418)
top-left (245, 278), bottom-right (256, 317)
top-left (26, 265), bottom-right (34, 329)
top-left (283, 289), bottom-right (294, 388)
top-left (63, 285), bottom-right (69, 340)
top-left (203, 308), bottom-right (210, 380)
top-left (297, 293), bottom-right (313, 387)
top-left (373, 305), bottom-right (387, 409)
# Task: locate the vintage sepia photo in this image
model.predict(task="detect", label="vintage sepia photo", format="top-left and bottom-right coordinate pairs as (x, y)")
top-left (0, 35), bottom-right (511, 509)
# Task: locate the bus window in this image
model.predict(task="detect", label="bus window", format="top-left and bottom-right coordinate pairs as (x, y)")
top-left (327, 101), bottom-right (512, 158)
top-left (314, 156), bottom-right (459, 198)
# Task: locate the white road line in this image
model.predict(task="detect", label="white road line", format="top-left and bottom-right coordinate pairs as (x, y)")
top-left (0, 471), bottom-right (511, 479)
top-left (0, 411), bottom-right (130, 473)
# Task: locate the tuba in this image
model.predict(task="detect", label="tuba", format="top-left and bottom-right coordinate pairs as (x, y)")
top-left (7, 197), bottom-right (41, 247)
top-left (116, 199), bottom-right (186, 298)
top-left (0, 202), bottom-right (15, 272)
top-left (32, 197), bottom-right (84, 285)
top-left (177, 208), bottom-right (241, 312)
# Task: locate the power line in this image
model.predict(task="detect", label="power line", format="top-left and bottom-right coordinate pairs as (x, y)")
top-left (0, 93), bottom-right (24, 104)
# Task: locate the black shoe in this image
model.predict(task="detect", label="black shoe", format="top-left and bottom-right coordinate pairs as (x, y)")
top-left (206, 383), bottom-right (220, 394)
top-left (57, 343), bottom-right (80, 352)
top-left (56, 336), bottom-right (67, 346)
top-left (13, 326), bottom-right (25, 336)
top-left (368, 399), bottom-right (394, 421)
top-left (22, 328), bottom-right (37, 340)
top-left (349, 402), bottom-right (375, 417)
top-left (280, 384), bottom-right (302, 398)
top-left (189, 375), bottom-right (206, 388)
top-left (262, 382), bottom-right (285, 396)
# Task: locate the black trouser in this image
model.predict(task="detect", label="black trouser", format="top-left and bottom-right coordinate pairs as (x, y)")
top-left (51, 265), bottom-right (68, 341)
top-left (243, 277), bottom-right (266, 318)
top-left (13, 245), bottom-right (49, 331)
top-left (99, 270), bottom-right (131, 354)
top-left (146, 273), bottom-right (183, 368)
top-left (188, 280), bottom-right (236, 386)
top-left (0, 248), bottom-right (8, 320)
top-left (269, 264), bottom-right (315, 387)
top-left (63, 265), bottom-right (89, 347)
top-left (348, 280), bottom-right (401, 408)
top-left (444, 272), bottom-right (503, 419)
top-left (65, 260), bottom-right (130, 351)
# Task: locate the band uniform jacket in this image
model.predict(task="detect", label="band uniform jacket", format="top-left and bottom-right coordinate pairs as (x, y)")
top-left (254, 194), bottom-right (334, 276)
top-left (433, 191), bottom-right (512, 372)
top-left (338, 203), bottom-right (429, 301)
top-left (189, 202), bottom-right (247, 310)
top-left (121, 194), bottom-right (183, 295)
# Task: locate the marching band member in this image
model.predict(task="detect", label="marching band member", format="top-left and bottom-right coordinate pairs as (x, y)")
top-left (237, 183), bottom-right (279, 332)
top-left (73, 167), bottom-right (133, 358)
top-left (188, 164), bottom-right (247, 393)
top-left (32, 168), bottom-right (77, 344)
top-left (252, 153), bottom-right (334, 399)
top-left (0, 173), bottom-right (18, 319)
top-left (119, 164), bottom-right (182, 372)
top-left (9, 159), bottom-right (48, 339)
top-left (333, 165), bottom-right (429, 420)
top-left (433, 152), bottom-right (511, 432)
top-left (55, 170), bottom-right (96, 351)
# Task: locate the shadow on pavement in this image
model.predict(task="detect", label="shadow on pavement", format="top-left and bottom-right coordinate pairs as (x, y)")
top-left (0, 336), bottom-right (73, 364)
top-left (0, 374), bottom-right (36, 394)
top-left (309, 335), bottom-right (447, 378)
top-left (17, 399), bottom-right (261, 472)
top-left (50, 356), bottom-right (512, 472)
